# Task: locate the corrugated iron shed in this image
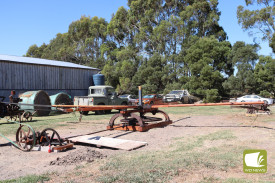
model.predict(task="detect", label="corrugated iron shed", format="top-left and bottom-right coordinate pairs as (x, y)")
top-left (0, 54), bottom-right (100, 101)
top-left (0, 54), bottom-right (100, 70)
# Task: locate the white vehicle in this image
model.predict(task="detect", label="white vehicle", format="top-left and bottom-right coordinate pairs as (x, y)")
top-left (236, 95), bottom-right (274, 105)
top-left (163, 90), bottom-right (196, 104)
top-left (119, 94), bottom-right (138, 105)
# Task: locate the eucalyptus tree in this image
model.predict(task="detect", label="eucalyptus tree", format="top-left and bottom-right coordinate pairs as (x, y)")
top-left (254, 55), bottom-right (275, 97)
top-left (183, 36), bottom-right (232, 99)
top-left (222, 41), bottom-right (259, 96)
top-left (68, 16), bottom-right (108, 68)
top-left (25, 43), bottom-right (47, 58)
top-left (237, 0), bottom-right (275, 52)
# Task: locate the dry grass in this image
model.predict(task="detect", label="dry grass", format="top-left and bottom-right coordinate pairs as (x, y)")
top-left (96, 130), bottom-right (244, 183)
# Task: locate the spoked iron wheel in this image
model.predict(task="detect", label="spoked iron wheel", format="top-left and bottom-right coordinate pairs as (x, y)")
top-left (6, 115), bottom-right (18, 122)
top-left (21, 111), bottom-right (33, 122)
top-left (16, 125), bottom-right (36, 151)
top-left (39, 128), bottom-right (62, 146)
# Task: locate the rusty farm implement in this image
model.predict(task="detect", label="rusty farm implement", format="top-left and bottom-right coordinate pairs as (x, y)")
top-left (0, 86), bottom-right (271, 151)
top-left (53, 87), bottom-right (270, 132)
top-left (0, 96), bottom-right (67, 151)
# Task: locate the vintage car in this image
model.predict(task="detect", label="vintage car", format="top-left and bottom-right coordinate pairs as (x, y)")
top-left (74, 85), bottom-right (128, 115)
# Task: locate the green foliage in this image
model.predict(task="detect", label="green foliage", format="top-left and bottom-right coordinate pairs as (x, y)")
top-left (271, 33), bottom-right (275, 53)
top-left (204, 89), bottom-right (221, 103)
top-left (254, 56), bottom-right (275, 97)
top-left (25, 16), bottom-right (108, 69)
top-left (116, 77), bottom-right (133, 95)
top-left (24, 1), bottom-right (275, 101)
top-left (183, 36), bottom-right (231, 99)
top-left (222, 76), bottom-right (244, 96)
top-left (179, 0), bottom-right (227, 41)
top-left (259, 90), bottom-right (272, 98)
top-left (237, 0), bottom-right (275, 52)
top-left (0, 174), bottom-right (50, 183)
top-left (133, 53), bottom-right (169, 94)
top-left (107, 6), bottom-right (129, 46)
top-left (222, 42), bottom-right (259, 96)
top-left (25, 44), bottom-right (47, 58)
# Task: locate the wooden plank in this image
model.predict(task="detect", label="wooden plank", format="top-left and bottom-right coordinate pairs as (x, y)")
top-left (52, 143), bottom-right (74, 151)
top-left (68, 135), bottom-right (147, 151)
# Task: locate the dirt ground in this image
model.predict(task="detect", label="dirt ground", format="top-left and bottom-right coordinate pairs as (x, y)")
top-left (0, 106), bottom-right (274, 182)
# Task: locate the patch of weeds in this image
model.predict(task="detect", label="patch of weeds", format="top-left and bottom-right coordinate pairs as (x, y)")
top-left (161, 106), bottom-right (244, 116)
top-left (74, 171), bottom-right (82, 176)
top-left (203, 130), bottom-right (236, 141)
top-left (0, 174), bottom-right (50, 183)
top-left (223, 178), bottom-right (253, 183)
top-left (172, 136), bottom-right (185, 141)
top-left (172, 130), bottom-right (236, 152)
top-left (63, 181), bottom-right (76, 183)
top-left (75, 165), bottom-right (85, 170)
top-left (199, 176), bottom-right (220, 183)
top-left (97, 131), bottom-right (244, 183)
top-left (259, 181), bottom-right (275, 183)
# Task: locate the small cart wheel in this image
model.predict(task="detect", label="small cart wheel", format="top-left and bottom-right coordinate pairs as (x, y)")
top-left (21, 111), bottom-right (33, 122)
top-left (39, 128), bottom-right (62, 146)
top-left (6, 115), bottom-right (18, 122)
top-left (16, 125), bottom-right (36, 151)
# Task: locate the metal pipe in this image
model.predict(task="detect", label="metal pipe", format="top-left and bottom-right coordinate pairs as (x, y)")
top-left (151, 102), bottom-right (265, 108)
top-left (52, 102), bottom-right (266, 112)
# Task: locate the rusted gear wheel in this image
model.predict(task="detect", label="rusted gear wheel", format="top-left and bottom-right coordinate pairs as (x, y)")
top-left (16, 125), bottom-right (36, 151)
top-left (39, 128), bottom-right (62, 146)
top-left (21, 111), bottom-right (33, 122)
top-left (141, 110), bottom-right (170, 122)
top-left (130, 113), bottom-right (145, 127)
top-left (108, 113), bottom-right (145, 128)
top-left (108, 113), bottom-right (124, 128)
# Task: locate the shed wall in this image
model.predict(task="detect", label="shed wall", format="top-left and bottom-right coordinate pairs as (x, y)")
top-left (0, 61), bottom-right (98, 101)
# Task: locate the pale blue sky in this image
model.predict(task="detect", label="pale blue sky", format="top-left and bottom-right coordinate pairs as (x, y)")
top-left (0, 0), bottom-right (273, 57)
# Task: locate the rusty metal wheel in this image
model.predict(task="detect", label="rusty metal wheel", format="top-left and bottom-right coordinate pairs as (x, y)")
top-left (6, 115), bottom-right (18, 122)
top-left (16, 125), bottom-right (36, 151)
top-left (108, 113), bottom-right (145, 128)
top-left (130, 113), bottom-right (145, 127)
top-left (39, 128), bottom-right (62, 146)
top-left (108, 113), bottom-right (124, 128)
top-left (141, 110), bottom-right (170, 122)
top-left (21, 111), bottom-right (33, 122)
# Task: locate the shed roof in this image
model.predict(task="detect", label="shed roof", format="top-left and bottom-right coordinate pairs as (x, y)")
top-left (0, 54), bottom-right (100, 70)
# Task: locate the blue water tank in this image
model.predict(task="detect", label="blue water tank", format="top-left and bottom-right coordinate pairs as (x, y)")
top-left (93, 74), bottom-right (105, 86)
